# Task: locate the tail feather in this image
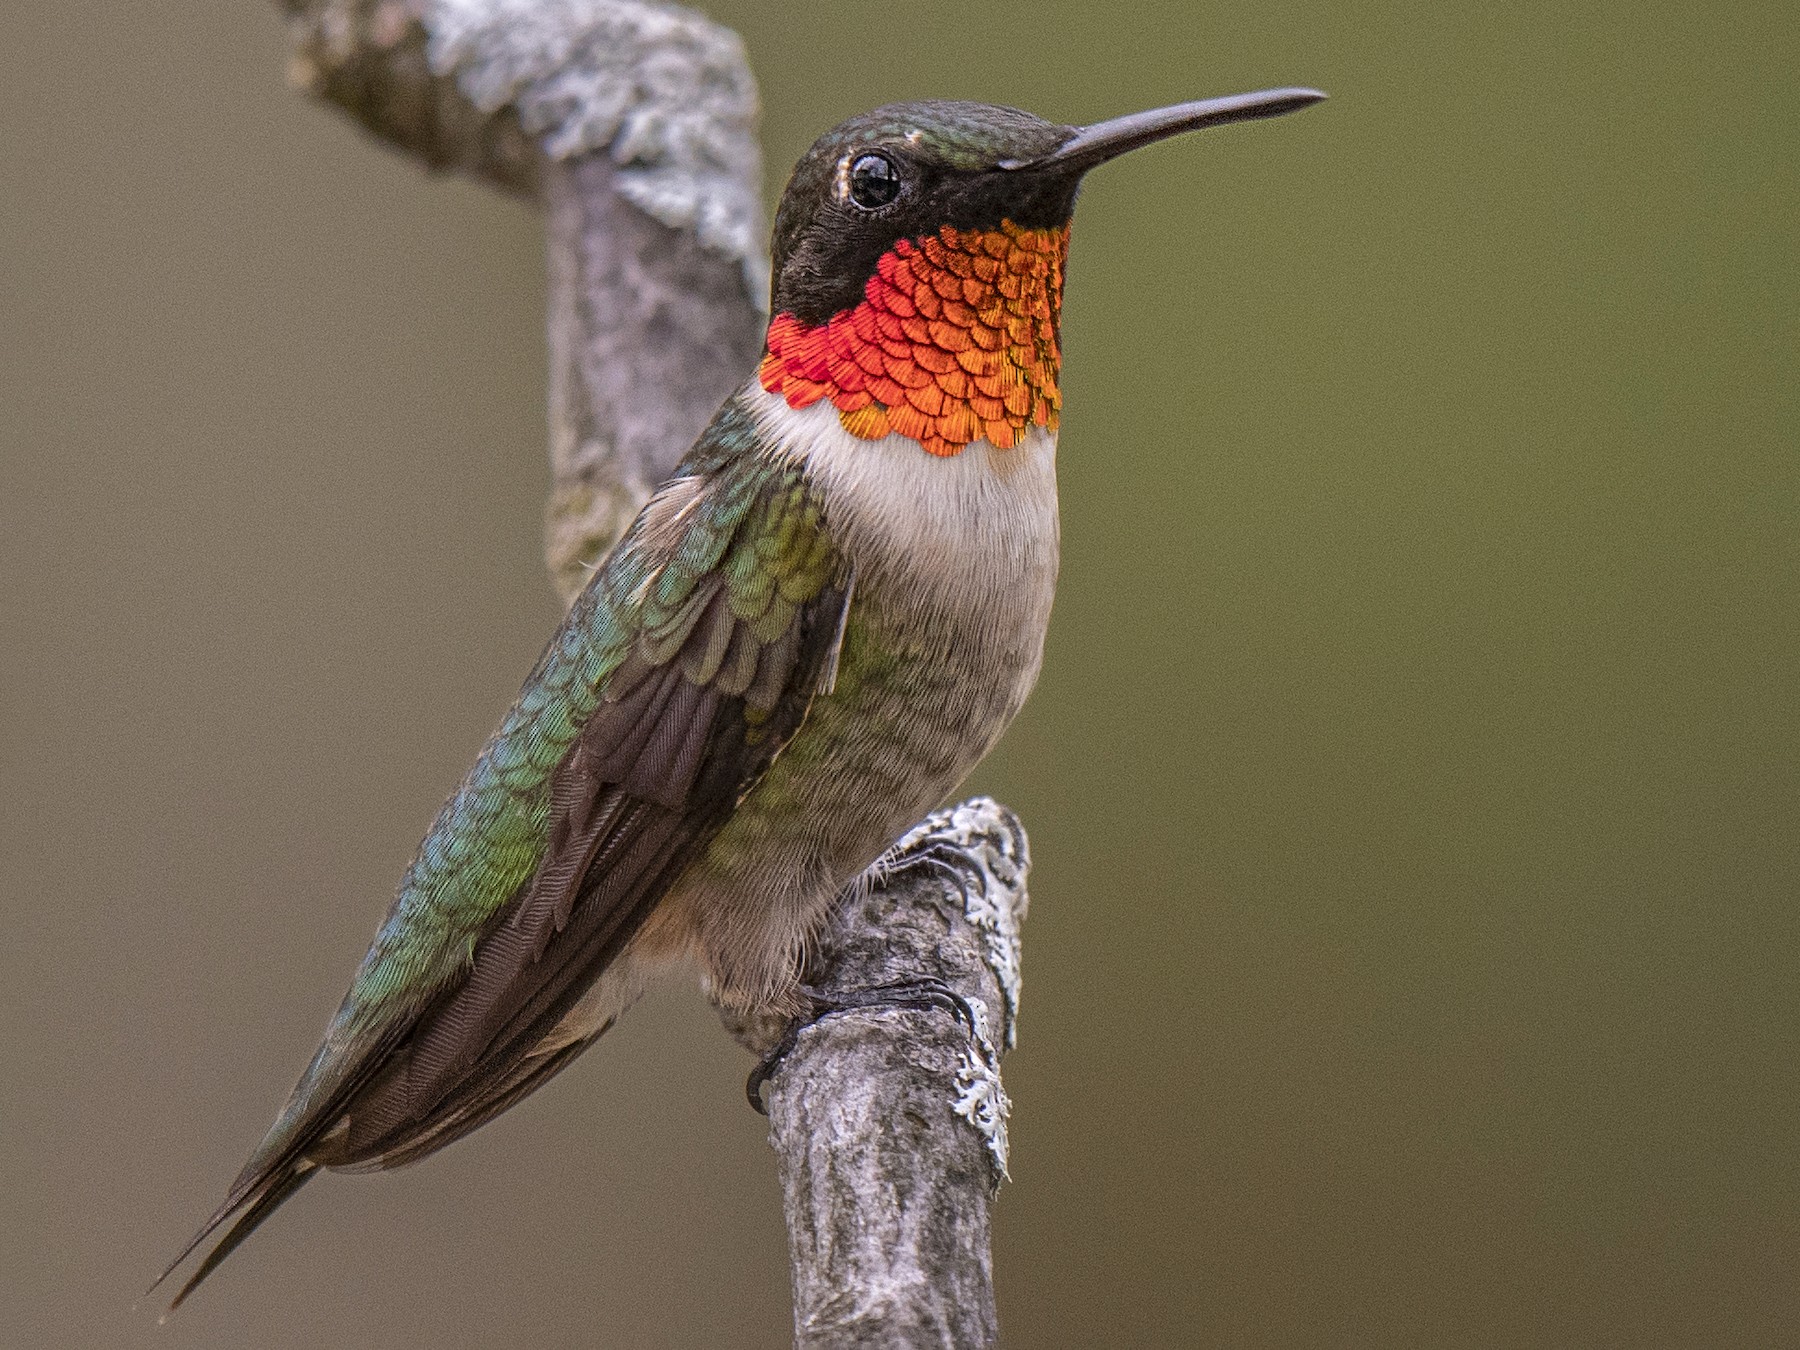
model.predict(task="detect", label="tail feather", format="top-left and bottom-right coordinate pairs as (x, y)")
top-left (149, 1162), bottom-right (317, 1317)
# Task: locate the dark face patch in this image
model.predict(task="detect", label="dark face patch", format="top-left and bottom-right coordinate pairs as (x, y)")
top-left (769, 101), bottom-right (1080, 326)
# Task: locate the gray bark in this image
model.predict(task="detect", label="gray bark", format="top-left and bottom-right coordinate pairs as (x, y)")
top-left (276, 4), bottom-right (1025, 1344)
top-left (770, 800), bottom-right (1028, 1350)
top-left (543, 152), bottom-right (763, 599)
top-left (280, 0), bottom-right (542, 196)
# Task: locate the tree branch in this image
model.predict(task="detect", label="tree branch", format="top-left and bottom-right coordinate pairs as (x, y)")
top-left (770, 799), bottom-right (1028, 1349)
top-left (281, 0), bottom-right (542, 195)
top-left (276, 4), bottom-right (1026, 1343)
top-left (282, 0), bottom-right (769, 594)
top-left (542, 150), bottom-right (763, 598)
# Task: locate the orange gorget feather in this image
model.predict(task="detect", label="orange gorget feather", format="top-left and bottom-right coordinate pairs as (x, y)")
top-left (760, 220), bottom-right (1069, 458)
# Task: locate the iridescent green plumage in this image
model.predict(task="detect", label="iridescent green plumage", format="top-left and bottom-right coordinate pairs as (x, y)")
top-left (160, 404), bottom-right (850, 1306)
top-left (341, 411), bottom-right (829, 1025)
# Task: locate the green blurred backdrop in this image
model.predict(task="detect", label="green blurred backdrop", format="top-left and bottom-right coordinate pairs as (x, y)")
top-left (3, 3), bottom-right (1795, 1347)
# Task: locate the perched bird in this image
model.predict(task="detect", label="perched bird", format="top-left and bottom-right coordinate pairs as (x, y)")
top-left (156, 87), bottom-right (1323, 1308)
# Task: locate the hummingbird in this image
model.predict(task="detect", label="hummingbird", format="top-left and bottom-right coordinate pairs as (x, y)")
top-left (156, 86), bottom-right (1324, 1309)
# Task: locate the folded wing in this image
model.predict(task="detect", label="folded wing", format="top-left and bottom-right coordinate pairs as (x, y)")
top-left (159, 427), bottom-right (847, 1307)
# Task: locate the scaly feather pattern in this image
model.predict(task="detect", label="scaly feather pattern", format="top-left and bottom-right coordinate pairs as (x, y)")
top-left (761, 220), bottom-right (1068, 457)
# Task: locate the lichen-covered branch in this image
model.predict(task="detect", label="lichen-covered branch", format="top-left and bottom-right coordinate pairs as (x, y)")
top-left (542, 150), bottom-right (764, 598)
top-left (767, 799), bottom-right (1029, 1350)
top-left (281, 0), bottom-right (543, 194)
top-left (276, 5), bottom-right (1027, 1344)
top-left (281, 0), bottom-right (768, 593)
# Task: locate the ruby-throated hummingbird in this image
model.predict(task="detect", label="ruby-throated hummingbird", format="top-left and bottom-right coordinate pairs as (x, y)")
top-left (156, 86), bottom-right (1323, 1308)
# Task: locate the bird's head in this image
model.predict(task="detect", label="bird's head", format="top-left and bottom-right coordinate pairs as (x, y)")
top-left (760, 90), bottom-right (1324, 457)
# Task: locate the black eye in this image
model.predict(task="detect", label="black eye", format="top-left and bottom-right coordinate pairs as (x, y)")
top-left (848, 153), bottom-right (902, 210)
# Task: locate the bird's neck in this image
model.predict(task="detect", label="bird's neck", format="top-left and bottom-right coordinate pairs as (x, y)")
top-left (746, 382), bottom-right (1060, 636)
top-left (759, 220), bottom-right (1069, 459)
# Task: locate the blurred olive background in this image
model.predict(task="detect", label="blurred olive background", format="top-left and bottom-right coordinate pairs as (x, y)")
top-left (3, 3), bottom-right (1795, 1347)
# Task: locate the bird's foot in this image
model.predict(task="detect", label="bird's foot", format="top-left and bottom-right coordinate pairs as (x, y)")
top-left (873, 841), bottom-right (989, 907)
top-left (745, 977), bottom-right (978, 1114)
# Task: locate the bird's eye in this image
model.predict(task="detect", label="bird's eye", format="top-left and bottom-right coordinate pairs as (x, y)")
top-left (847, 153), bottom-right (902, 210)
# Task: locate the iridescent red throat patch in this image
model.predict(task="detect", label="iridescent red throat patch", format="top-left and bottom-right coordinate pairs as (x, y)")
top-left (760, 220), bottom-right (1069, 458)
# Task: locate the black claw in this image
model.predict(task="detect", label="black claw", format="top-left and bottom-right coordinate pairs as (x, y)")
top-left (746, 1017), bottom-right (804, 1115)
top-left (742, 977), bottom-right (981, 1114)
top-left (810, 977), bottom-right (979, 1034)
top-left (881, 843), bottom-right (983, 905)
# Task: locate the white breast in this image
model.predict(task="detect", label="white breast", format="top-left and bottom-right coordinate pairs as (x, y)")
top-left (743, 383), bottom-right (1061, 628)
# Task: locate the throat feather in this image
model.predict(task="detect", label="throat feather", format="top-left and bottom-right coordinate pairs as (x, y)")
top-left (760, 220), bottom-right (1068, 458)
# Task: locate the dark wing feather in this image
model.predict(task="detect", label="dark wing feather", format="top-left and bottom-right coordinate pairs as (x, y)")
top-left (341, 563), bottom-right (849, 1163)
top-left (158, 442), bottom-right (848, 1309)
top-left (349, 1030), bottom-right (604, 1172)
top-left (162, 1164), bottom-right (317, 1315)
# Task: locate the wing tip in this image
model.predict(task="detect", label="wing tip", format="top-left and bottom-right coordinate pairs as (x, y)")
top-left (148, 1162), bottom-right (318, 1318)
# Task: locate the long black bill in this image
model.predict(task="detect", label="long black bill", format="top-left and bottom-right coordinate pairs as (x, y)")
top-left (1003, 87), bottom-right (1326, 174)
